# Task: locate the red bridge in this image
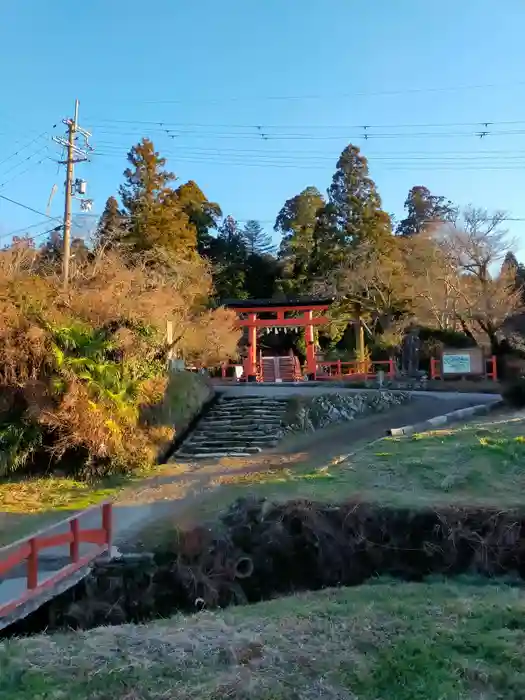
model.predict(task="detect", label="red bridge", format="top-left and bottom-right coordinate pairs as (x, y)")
top-left (0, 502), bottom-right (113, 629)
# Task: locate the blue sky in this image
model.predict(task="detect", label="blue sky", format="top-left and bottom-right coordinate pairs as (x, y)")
top-left (2, 0), bottom-right (525, 253)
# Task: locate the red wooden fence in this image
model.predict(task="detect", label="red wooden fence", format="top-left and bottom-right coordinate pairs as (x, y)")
top-left (0, 501), bottom-right (112, 619)
top-left (430, 355), bottom-right (498, 381)
top-left (314, 359), bottom-right (395, 381)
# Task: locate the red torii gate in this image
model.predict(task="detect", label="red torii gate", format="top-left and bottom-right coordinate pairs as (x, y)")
top-left (224, 298), bottom-right (332, 381)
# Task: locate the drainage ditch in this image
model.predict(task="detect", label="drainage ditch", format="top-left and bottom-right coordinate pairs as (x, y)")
top-left (4, 496), bottom-right (525, 637)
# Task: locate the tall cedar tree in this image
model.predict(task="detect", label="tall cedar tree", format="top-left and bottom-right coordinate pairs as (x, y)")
top-left (501, 251), bottom-right (525, 302)
top-left (212, 215), bottom-right (248, 300)
top-left (313, 145), bottom-right (391, 275)
top-left (275, 186), bottom-right (325, 295)
top-left (175, 180), bottom-right (222, 256)
top-left (397, 185), bottom-right (457, 236)
top-left (241, 220), bottom-right (275, 256)
top-left (119, 139), bottom-right (196, 257)
top-left (93, 196), bottom-right (125, 252)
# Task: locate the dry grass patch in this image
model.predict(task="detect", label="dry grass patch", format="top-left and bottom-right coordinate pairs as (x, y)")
top-left (2, 580), bottom-right (525, 699)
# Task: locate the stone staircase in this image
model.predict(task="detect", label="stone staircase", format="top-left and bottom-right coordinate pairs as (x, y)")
top-left (175, 395), bottom-right (290, 459)
top-left (261, 355), bottom-right (301, 382)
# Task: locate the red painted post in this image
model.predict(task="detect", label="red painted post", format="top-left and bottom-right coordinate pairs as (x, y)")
top-left (221, 364), bottom-right (226, 380)
top-left (70, 517), bottom-right (80, 563)
top-left (304, 310), bottom-right (316, 378)
top-left (490, 355), bottom-right (498, 381)
top-left (337, 359), bottom-right (342, 378)
top-left (430, 358), bottom-right (440, 380)
top-left (247, 313), bottom-right (257, 380)
top-left (102, 502), bottom-right (113, 550)
top-left (27, 538), bottom-right (38, 589)
top-left (388, 358), bottom-right (395, 378)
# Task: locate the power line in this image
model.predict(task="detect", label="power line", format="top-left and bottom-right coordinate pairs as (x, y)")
top-left (85, 79), bottom-right (525, 106)
top-left (1, 218), bottom-right (55, 238)
top-left (0, 193), bottom-right (62, 222)
top-left (0, 146), bottom-right (49, 188)
top-left (91, 141), bottom-right (525, 158)
top-left (0, 130), bottom-right (51, 168)
top-left (87, 117), bottom-right (525, 131)
top-left (88, 127), bottom-right (525, 143)
top-left (92, 149), bottom-right (525, 171)
top-left (0, 224), bottom-right (61, 245)
top-left (93, 144), bottom-right (525, 163)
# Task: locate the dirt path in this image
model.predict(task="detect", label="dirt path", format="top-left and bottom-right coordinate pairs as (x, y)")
top-left (112, 394), bottom-right (491, 547)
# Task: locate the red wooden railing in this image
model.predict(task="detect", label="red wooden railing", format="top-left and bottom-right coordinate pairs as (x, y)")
top-left (0, 501), bottom-right (112, 619)
top-left (430, 355), bottom-right (498, 381)
top-left (314, 359), bottom-right (395, 381)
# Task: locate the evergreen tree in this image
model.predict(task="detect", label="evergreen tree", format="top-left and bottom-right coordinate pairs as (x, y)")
top-left (119, 139), bottom-right (196, 257)
top-left (241, 219), bottom-right (275, 256)
top-left (175, 180), bottom-right (222, 256)
top-left (244, 252), bottom-right (279, 299)
top-left (93, 196), bottom-right (125, 252)
top-left (212, 216), bottom-right (248, 300)
top-left (275, 186), bottom-right (325, 294)
top-left (39, 227), bottom-right (63, 266)
top-left (315, 144), bottom-right (392, 272)
top-left (397, 185), bottom-right (457, 236)
top-left (501, 251), bottom-right (525, 301)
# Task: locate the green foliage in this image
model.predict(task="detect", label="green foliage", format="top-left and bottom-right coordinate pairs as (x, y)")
top-left (502, 377), bottom-right (525, 407)
top-left (175, 180), bottom-right (222, 256)
top-left (208, 216), bottom-right (279, 301)
top-left (275, 186), bottom-right (325, 295)
top-left (244, 252), bottom-right (279, 299)
top-left (211, 216), bottom-right (249, 300)
top-left (0, 420), bottom-right (43, 478)
top-left (93, 196), bottom-right (125, 252)
top-left (319, 144), bottom-right (392, 259)
top-left (241, 219), bottom-right (275, 256)
top-left (119, 138), bottom-right (197, 257)
top-left (48, 321), bottom-right (141, 419)
top-left (501, 251), bottom-right (525, 303)
top-left (396, 185), bottom-right (457, 237)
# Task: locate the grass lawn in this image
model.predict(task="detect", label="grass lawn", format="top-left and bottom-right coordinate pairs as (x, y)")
top-left (3, 415), bottom-right (525, 698)
top-left (180, 412), bottom-right (525, 521)
top-left (2, 579), bottom-right (525, 699)
top-left (0, 469), bottom-right (155, 547)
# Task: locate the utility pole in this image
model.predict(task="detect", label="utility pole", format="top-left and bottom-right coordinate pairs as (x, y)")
top-left (53, 100), bottom-right (92, 289)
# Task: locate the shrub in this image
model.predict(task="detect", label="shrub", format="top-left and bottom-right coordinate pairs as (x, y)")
top-left (140, 371), bottom-right (214, 457)
top-left (502, 377), bottom-right (525, 408)
top-left (0, 246), bottom-right (238, 480)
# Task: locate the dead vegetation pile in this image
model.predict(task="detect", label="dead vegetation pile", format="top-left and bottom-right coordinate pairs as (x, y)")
top-left (11, 495), bottom-right (525, 634)
top-left (0, 243), bottom-right (239, 479)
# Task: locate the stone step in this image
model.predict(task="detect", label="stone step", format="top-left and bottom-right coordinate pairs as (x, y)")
top-left (217, 399), bottom-right (288, 405)
top-left (185, 437), bottom-right (279, 446)
top-left (197, 421), bottom-right (282, 429)
top-left (179, 444), bottom-right (263, 455)
top-left (210, 409), bottom-right (285, 416)
top-left (206, 416), bottom-right (283, 423)
top-left (177, 451), bottom-right (253, 459)
top-left (201, 416), bottom-right (283, 423)
top-left (191, 427), bottom-right (281, 435)
top-left (176, 397), bottom-right (291, 459)
top-left (208, 406), bottom-right (286, 416)
top-left (184, 442), bottom-right (278, 451)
